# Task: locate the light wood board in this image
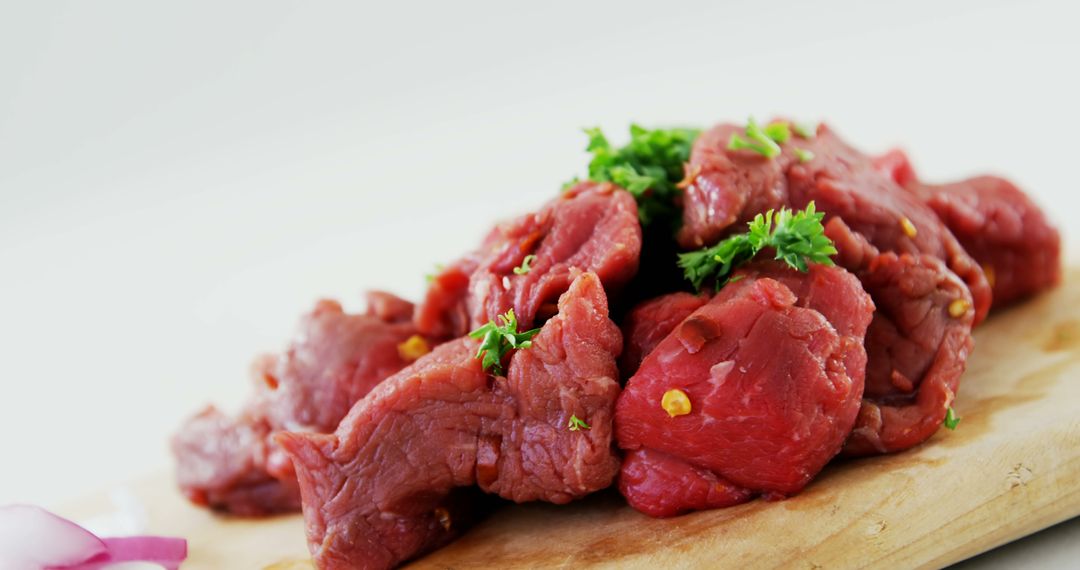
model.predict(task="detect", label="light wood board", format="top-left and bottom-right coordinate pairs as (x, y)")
top-left (65, 270), bottom-right (1080, 569)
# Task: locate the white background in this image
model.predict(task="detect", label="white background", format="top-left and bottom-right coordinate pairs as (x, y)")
top-left (1, 0), bottom-right (1076, 566)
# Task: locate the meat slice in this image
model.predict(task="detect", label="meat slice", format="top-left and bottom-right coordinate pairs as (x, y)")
top-left (619, 291), bottom-right (710, 376)
top-left (616, 263), bottom-right (873, 517)
top-left (415, 181), bottom-right (642, 338)
top-left (277, 273), bottom-right (622, 569)
top-left (874, 150), bottom-right (1060, 307)
top-left (172, 293), bottom-right (426, 515)
top-left (678, 122), bottom-right (991, 325)
top-left (676, 124), bottom-right (787, 249)
top-left (827, 218), bottom-right (976, 456)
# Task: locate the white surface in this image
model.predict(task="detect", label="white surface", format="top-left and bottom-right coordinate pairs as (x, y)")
top-left (0, 0), bottom-right (1076, 566)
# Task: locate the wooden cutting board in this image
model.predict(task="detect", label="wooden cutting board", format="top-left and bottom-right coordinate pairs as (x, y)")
top-left (65, 270), bottom-right (1080, 569)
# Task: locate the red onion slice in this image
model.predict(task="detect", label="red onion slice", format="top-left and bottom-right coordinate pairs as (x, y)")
top-left (0, 505), bottom-right (186, 570)
top-left (0, 504), bottom-right (106, 569)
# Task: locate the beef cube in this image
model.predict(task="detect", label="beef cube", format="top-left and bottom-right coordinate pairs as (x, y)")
top-left (277, 273), bottom-right (622, 569)
top-left (173, 293), bottom-right (425, 515)
top-left (615, 263), bottom-right (873, 517)
top-left (416, 181), bottom-right (642, 338)
top-left (874, 150), bottom-right (1061, 307)
top-left (678, 122), bottom-right (992, 325)
top-left (827, 218), bottom-right (976, 456)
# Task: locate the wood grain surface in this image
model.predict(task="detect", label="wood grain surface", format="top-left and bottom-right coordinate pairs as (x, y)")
top-left (64, 271), bottom-right (1080, 569)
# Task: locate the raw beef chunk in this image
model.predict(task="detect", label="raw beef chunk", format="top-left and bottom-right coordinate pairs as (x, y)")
top-left (678, 122), bottom-right (991, 325)
top-left (173, 294), bottom-right (425, 515)
top-left (415, 181), bottom-right (642, 338)
top-left (277, 273), bottom-right (622, 569)
top-left (919, 176), bottom-right (1060, 306)
top-left (676, 123), bottom-right (788, 249)
top-left (619, 292), bottom-right (710, 376)
top-left (874, 150), bottom-right (1060, 307)
top-left (171, 406), bottom-right (301, 516)
top-left (827, 218), bottom-right (976, 456)
top-left (616, 263), bottom-right (873, 517)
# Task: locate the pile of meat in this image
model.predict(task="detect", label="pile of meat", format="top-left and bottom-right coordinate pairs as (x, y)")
top-left (173, 122), bottom-right (1060, 569)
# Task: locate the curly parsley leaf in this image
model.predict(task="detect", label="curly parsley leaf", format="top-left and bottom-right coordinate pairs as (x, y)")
top-left (678, 201), bottom-right (837, 290)
top-left (468, 309), bottom-right (541, 375)
top-left (581, 124), bottom-right (700, 226)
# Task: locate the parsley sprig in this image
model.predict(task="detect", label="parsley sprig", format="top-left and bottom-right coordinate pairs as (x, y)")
top-left (678, 202), bottom-right (837, 290)
top-left (580, 124), bottom-right (700, 226)
top-left (468, 309), bottom-right (541, 375)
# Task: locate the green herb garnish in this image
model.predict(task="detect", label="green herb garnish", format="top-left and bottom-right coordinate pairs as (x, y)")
top-left (468, 309), bottom-right (541, 375)
top-left (513, 254), bottom-right (537, 275)
top-left (581, 124), bottom-right (700, 226)
top-left (944, 406), bottom-right (961, 430)
top-left (763, 121), bottom-right (791, 144)
top-left (794, 148), bottom-right (815, 163)
top-left (568, 415), bottom-right (591, 431)
top-left (678, 202), bottom-right (837, 290)
top-left (727, 117), bottom-right (786, 158)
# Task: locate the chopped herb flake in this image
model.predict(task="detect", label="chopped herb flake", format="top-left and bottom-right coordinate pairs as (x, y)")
top-left (513, 254), bottom-right (537, 275)
top-left (728, 117), bottom-right (783, 158)
top-left (568, 415), bottom-right (591, 431)
top-left (794, 148), bottom-right (815, 163)
top-left (944, 406), bottom-right (961, 430)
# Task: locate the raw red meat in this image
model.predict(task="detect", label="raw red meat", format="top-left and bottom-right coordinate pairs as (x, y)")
top-left (827, 218), bottom-right (976, 456)
top-left (415, 181), bottom-right (641, 338)
top-left (171, 407), bottom-right (300, 516)
top-left (277, 273), bottom-right (622, 569)
top-left (616, 263), bottom-right (873, 517)
top-left (676, 124), bottom-right (787, 249)
top-left (619, 291), bottom-right (710, 376)
top-left (172, 293), bottom-right (426, 515)
top-left (873, 150), bottom-right (1060, 307)
top-left (919, 176), bottom-right (1061, 306)
top-left (678, 122), bottom-right (992, 325)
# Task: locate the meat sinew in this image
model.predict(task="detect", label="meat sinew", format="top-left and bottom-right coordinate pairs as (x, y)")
top-left (615, 262), bottom-right (874, 517)
top-left (873, 150), bottom-right (1061, 307)
top-left (277, 273), bottom-right (622, 569)
top-left (172, 294), bottom-right (427, 515)
top-left (678, 122), bottom-right (992, 325)
top-left (415, 181), bottom-right (642, 339)
top-left (827, 218), bottom-right (976, 456)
